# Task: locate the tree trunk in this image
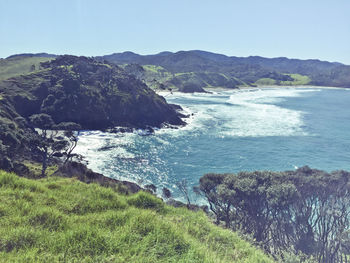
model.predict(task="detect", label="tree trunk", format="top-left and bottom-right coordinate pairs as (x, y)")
top-left (41, 148), bottom-right (48, 177)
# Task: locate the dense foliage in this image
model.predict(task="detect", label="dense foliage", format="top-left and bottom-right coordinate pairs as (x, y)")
top-left (198, 166), bottom-right (350, 262)
top-left (0, 171), bottom-right (273, 263)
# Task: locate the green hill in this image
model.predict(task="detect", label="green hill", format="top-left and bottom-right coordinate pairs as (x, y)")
top-left (0, 55), bottom-right (185, 175)
top-left (0, 56), bottom-right (53, 81)
top-left (100, 50), bottom-right (350, 89)
top-left (0, 171), bottom-right (273, 263)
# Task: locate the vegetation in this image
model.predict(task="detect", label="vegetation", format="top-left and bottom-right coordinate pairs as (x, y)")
top-left (123, 64), bottom-right (242, 92)
top-left (197, 166), bottom-right (350, 262)
top-left (255, 78), bottom-right (276, 86)
top-left (280, 74), bottom-right (311, 85)
top-left (0, 56), bottom-right (53, 80)
top-left (255, 74), bottom-right (311, 86)
top-left (0, 170), bottom-right (273, 262)
top-left (100, 50), bottom-right (350, 89)
top-left (0, 55), bottom-right (184, 130)
top-left (0, 55), bottom-right (185, 177)
top-left (29, 113), bottom-right (81, 176)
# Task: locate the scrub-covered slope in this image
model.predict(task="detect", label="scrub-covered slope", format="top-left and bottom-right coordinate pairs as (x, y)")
top-left (0, 55), bottom-right (184, 130)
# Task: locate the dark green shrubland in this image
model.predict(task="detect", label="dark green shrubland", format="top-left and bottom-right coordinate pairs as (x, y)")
top-left (198, 166), bottom-right (350, 262)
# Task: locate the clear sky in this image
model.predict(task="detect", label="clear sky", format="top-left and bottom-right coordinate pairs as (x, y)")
top-left (1, 0), bottom-right (349, 64)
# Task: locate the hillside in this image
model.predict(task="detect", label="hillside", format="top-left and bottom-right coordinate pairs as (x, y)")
top-left (99, 50), bottom-right (350, 89)
top-left (0, 55), bottom-right (185, 173)
top-left (0, 55), bottom-right (184, 129)
top-left (122, 63), bottom-right (243, 92)
top-left (0, 170), bottom-right (273, 263)
top-left (0, 55), bottom-right (54, 81)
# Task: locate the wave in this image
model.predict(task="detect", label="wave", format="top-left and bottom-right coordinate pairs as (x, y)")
top-left (164, 88), bottom-right (319, 138)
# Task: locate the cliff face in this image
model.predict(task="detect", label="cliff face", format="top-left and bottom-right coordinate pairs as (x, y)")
top-left (1, 55), bottom-right (185, 130)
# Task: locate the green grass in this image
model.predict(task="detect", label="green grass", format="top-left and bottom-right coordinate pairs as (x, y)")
top-left (140, 65), bottom-right (174, 90)
top-left (143, 65), bottom-right (168, 74)
top-left (23, 161), bottom-right (58, 177)
top-left (255, 74), bottom-right (311, 86)
top-left (255, 78), bottom-right (276, 85)
top-left (280, 74), bottom-right (311, 85)
top-left (0, 170), bottom-right (273, 263)
top-left (0, 56), bottom-right (53, 80)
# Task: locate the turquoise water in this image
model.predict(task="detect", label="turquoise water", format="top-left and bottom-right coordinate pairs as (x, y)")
top-left (75, 87), bottom-right (350, 200)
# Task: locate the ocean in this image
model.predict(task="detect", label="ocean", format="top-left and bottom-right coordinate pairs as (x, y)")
top-left (74, 87), bottom-right (350, 201)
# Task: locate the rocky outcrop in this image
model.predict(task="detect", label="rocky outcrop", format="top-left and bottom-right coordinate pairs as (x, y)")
top-left (57, 161), bottom-right (143, 194)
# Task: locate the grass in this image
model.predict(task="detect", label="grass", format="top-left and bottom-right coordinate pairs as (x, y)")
top-left (23, 161), bottom-right (58, 177)
top-left (0, 170), bottom-right (273, 263)
top-left (143, 65), bottom-right (168, 74)
top-left (255, 78), bottom-right (276, 85)
top-left (141, 65), bottom-right (174, 90)
top-left (280, 74), bottom-right (311, 85)
top-left (0, 56), bottom-right (53, 80)
top-left (255, 74), bottom-right (311, 86)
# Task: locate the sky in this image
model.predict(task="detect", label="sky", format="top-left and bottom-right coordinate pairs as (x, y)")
top-left (1, 0), bottom-right (350, 64)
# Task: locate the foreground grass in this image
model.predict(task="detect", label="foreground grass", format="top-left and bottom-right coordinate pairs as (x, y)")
top-left (0, 171), bottom-right (273, 263)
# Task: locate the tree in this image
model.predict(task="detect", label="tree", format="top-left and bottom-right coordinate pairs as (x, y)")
top-left (29, 114), bottom-right (81, 177)
top-left (53, 122), bottom-right (81, 164)
top-left (198, 167), bottom-right (350, 261)
top-left (176, 179), bottom-right (191, 208)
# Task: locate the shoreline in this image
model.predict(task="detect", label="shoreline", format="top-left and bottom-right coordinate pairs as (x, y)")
top-left (157, 85), bottom-right (348, 96)
top-left (206, 85), bottom-right (348, 93)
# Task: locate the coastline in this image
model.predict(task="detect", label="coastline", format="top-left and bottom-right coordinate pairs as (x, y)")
top-left (156, 85), bottom-right (349, 97)
top-left (216, 85), bottom-right (347, 92)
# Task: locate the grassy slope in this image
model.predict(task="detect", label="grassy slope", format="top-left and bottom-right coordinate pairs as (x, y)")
top-left (139, 64), bottom-right (309, 90)
top-left (254, 78), bottom-right (276, 86)
top-left (280, 74), bottom-right (311, 85)
top-left (0, 171), bottom-right (273, 263)
top-left (0, 56), bottom-right (53, 80)
top-left (254, 74), bottom-right (311, 86)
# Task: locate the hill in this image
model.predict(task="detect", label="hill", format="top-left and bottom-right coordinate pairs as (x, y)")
top-left (99, 50), bottom-right (350, 89)
top-left (0, 55), bottom-right (185, 172)
top-left (0, 55), bottom-right (184, 129)
top-left (0, 55), bottom-right (54, 81)
top-left (0, 170), bottom-right (273, 263)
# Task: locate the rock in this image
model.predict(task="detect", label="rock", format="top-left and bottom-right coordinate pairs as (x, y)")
top-left (57, 161), bottom-right (142, 194)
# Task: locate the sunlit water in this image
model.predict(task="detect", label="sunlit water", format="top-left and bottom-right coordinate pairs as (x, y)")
top-left (74, 87), bottom-right (350, 201)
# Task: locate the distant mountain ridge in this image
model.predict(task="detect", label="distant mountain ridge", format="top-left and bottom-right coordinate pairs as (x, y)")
top-left (3, 51), bottom-right (350, 89)
top-left (97, 50), bottom-right (350, 89)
